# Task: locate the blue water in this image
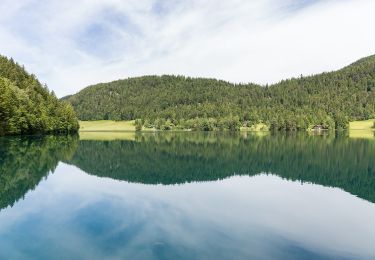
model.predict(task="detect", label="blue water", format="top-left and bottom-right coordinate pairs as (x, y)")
top-left (0, 133), bottom-right (374, 259)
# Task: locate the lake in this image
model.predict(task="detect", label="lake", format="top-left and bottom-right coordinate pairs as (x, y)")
top-left (0, 132), bottom-right (374, 259)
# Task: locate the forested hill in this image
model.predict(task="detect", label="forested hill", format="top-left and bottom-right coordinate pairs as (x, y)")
top-left (64, 55), bottom-right (375, 130)
top-left (0, 56), bottom-right (79, 135)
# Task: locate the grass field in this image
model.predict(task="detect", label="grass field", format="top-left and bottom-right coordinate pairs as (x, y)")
top-left (79, 131), bottom-right (137, 141)
top-left (349, 119), bottom-right (375, 139)
top-left (349, 119), bottom-right (375, 130)
top-left (79, 120), bottom-right (143, 132)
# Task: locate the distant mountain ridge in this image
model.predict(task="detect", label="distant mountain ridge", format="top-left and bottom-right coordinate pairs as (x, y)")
top-left (64, 55), bottom-right (375, 130)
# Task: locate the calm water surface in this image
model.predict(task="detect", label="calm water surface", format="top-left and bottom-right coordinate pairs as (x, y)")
top-left (0, 132), bottom-right (375, 259)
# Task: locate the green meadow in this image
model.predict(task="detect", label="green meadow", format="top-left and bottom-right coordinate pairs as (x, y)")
top-left (349, 119), bottom-right (375, 139)
top-left (79, 120), bottom-right (137, 131)
top-left (349, 119), bottom-right (375, 130)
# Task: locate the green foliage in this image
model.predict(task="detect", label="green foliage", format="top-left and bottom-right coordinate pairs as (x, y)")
top-left (0, 55), bottom-right (79, 135)
top-left (65, 55), bottom-right (375, 130)
top-left (134, 119), bottom-right (143, 131)
top-left (334, 113), bottom-right (349, 130)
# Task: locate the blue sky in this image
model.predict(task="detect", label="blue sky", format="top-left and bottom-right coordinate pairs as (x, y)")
top-left (0, 0), bottom-right (374, 97)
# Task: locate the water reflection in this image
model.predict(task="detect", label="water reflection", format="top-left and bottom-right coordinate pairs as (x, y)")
top-left (0, 133), bottom-right (374, 259)
top-left (0, 136), bottom-right (77, 210)
top-left (66, 132), bottom-right (375, 203)
top-left (1, 166), bottom-right (375, 259)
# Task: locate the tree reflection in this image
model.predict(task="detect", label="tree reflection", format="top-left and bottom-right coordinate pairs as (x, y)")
top-left (0, 135), bottom-right (78, 210)
top-left (67, 132), bottom-right (375, 203)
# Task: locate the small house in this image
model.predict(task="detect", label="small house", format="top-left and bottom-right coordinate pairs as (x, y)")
top-left (312, 125), bottom-right (328, 131)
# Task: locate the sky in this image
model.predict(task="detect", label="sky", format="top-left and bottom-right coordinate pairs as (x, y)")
top-left (0, 0), bottom-right (375, 97)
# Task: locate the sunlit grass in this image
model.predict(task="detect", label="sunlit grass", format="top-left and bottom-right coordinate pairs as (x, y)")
top-left (349, 119), bottom-right (375, 139)
top-left (79, 120), bottom-right (157, 132)
top-left (349, 119), bottom-right (375, 130)
top-left (79, 120), bottom-right (136, 131)
top-left (79, 131), bottom-right (137, 141)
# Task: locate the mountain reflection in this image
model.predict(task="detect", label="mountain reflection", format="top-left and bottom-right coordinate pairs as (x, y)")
top-left (67, 132), bottom-right (375, 202)
top-left (0, 132), bottom-right (374, 212)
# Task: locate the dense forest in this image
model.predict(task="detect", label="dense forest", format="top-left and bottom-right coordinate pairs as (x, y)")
top-left (66, 132), bottom-right (375, 203)
top-left (0, 55), bottom-right (79, 135)
top-left (64, 55), bottom-right (375, 131)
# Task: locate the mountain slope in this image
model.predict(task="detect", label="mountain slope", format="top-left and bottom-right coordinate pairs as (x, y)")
top-left (0, 56), bottom-right (79, 135)
top-left (64, 55), bottom-right (375, 130)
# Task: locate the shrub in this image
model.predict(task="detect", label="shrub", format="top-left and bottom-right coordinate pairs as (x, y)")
top-left (135, 119), bottom-right (143, 131)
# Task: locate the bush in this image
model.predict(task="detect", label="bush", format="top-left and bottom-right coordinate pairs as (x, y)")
top-left (135, 119), bottom-right (143, 131)
top-left (334, 113), bottom-right (349, 130)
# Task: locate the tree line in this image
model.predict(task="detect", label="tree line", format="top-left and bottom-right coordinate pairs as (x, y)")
top-left (0, 55), bottom-right (79, 135)
top-left (65, 55), bottom-right (375, 131)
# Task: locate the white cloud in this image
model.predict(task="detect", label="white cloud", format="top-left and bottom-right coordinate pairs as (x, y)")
top-left (0, 0), bottom-right (374, 97)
